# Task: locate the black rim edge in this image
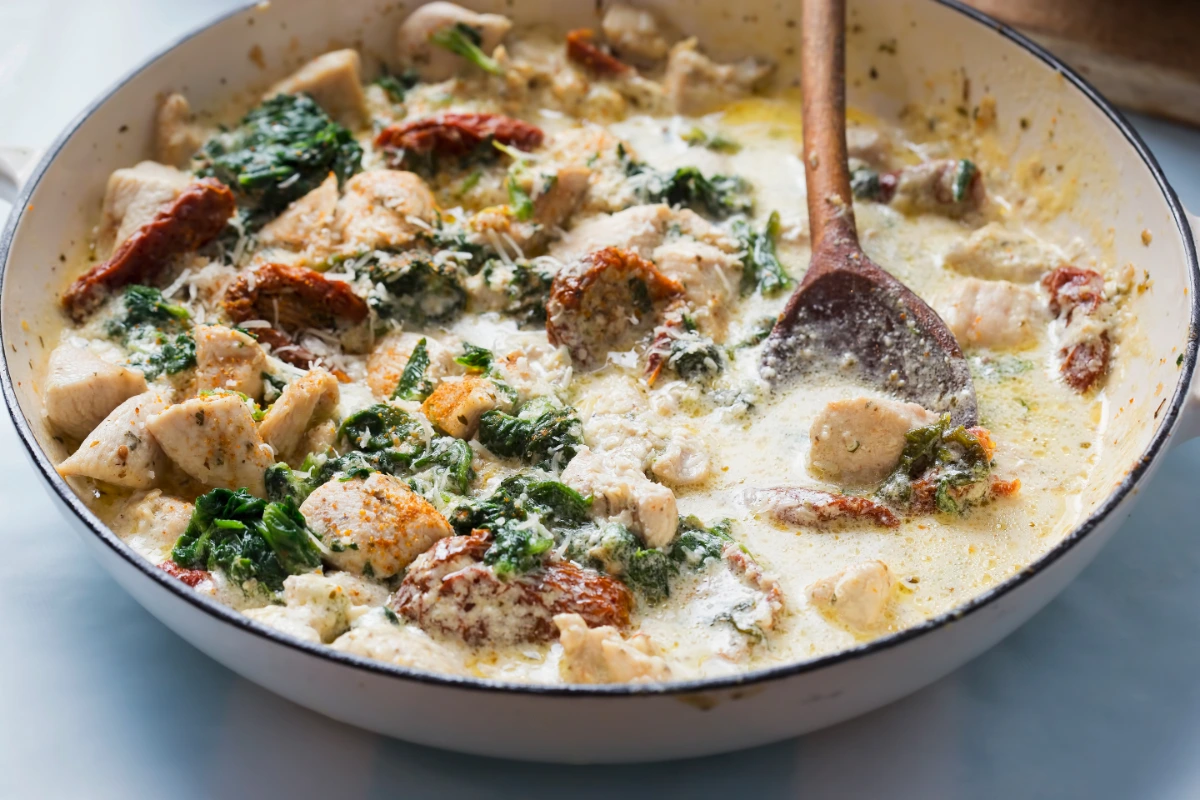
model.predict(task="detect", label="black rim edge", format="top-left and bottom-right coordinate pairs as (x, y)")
top-left (1, 0), bottom-right (1197, 699)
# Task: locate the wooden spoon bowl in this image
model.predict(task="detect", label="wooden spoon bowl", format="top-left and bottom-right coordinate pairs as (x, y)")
top-left (761, 0), bottom-right (978, 426)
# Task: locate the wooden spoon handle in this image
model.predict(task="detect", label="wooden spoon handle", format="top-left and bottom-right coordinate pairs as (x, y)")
top-left (801, 0), bottom-right (858, 255)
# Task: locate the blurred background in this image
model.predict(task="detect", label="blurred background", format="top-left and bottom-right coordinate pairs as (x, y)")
top-left (3, 1), bottom-right (1200, 798)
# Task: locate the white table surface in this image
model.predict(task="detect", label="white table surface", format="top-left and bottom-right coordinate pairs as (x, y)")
top-left (3, 2), bottom-right (1200, 797)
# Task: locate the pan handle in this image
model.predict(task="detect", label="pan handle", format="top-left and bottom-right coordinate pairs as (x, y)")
top-left (0, 146), bottom-right (37, 206)
top-left (1171, 210), bottom-right (1200, 444)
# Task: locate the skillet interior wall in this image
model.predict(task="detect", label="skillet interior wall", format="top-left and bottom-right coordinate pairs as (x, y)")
top-left (1, 0), bottom-right (1191, 546)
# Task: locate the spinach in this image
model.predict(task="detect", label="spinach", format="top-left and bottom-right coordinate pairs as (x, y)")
top-left (338, 403), bottom-right (426, 456)
top-left (364, 255), bottom-right (466, 324)
top-left (664, 325), bottom-right (724, 383)
top-left (850, 167), bottom-right (885, 201)
top-left (735, 211), bottom-right (791, 296)
top-left (392, 338), bottom-right (434, 401)
top-left (410, 436), bottom-right (475, 494)
top-left (681, 127), bottom-right (741, 153)
top-left (423, 221), bottom-right (491, 274)
top-left (119, 285), bottom-right (190, 327)
top-left (429, 22), bottom-right (504, 76)
top-left (264, 462), bottom-right (318, 505)
top-left (126, 329), bottom-right (197, 380)
top-left (877, 414), bottom-right (992, 513)
top-left (478, 397), bottom-right (582, 467)
top-left (171, 488), bottom-right (321, 591)
top-left (479, 259), bottom-right (554, 326)
top-left (506, 174), bottom-right (534, 221)
top-left (450, 473), bottom-right (590, 576)
top-left (737, 316), bottom-right (777, 348)
top-left (374, 68), bottom-right (420, 102)
top-left (454, 343), bottom-right (494, 371)
top-left (196, 93), bottom-right (363, 229)
top-left (562, 516), bottom-right (733, 603)
top-left (620, 145), bottom-right (751, 218)
top-left (952, 159), bottom-right (978, 204)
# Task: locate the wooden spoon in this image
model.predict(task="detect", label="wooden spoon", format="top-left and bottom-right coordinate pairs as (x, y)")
top-left (761, 0), bottom-right (978, 426)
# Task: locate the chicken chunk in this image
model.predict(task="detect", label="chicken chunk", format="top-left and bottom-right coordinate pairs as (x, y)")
top-left (366, 332), bottom-right (460, 398)
top-left (601, 5), bottom-right (671, 65)
top-left (392, 530), bottom-right (633, 645)
top-left (146, 393), bottom-right (275, 496)
top-left (546, 246), bottom-right (683, 366)
top-left (331, 612), bottom-right (465, 675)
top-left (889, 159), bottom-right (985, 217)
top-left (265, 49), bottom-right (368, 128)
top-left (57, 389), bottom-right (172, 489)
top-left (663, 38), bottom-right (773, 115)
top-left (555, 613), bottom-right (671, 684)
top-left (650, 236), bottom-right (742, 333)
top-left (334, 170), bottom-right (439, 253)
top-left (243, 573), bottom-right (354, 644)
top-left (533, 165), bottom-right (592, 231)
top-left (43, 344), bottom-right (148, 440)
top-left (109, 489), bottom-right (194, 562)
top-left (300, 473), bottom-right (452, 578)
top-left (808, 560), bottom-right (896, 631)
top-left (258, 368), bottom-right (340, 457)
top-left (420, 375), bottom-right (500, 439)
top-left (746, 486), bottom-right (899, 529)
top-left (940, 278), bottom-right (1047, 350)
top-left (155, 93), bottom-right (203, 168)
top-left (95, 161), bottom-right (191, 257)
top-left (650, 432), bottom-right (712, 487)
top-left (257, 173), bottom-right (339, 260)
top-left (943, 222), bottom-right (1062, 283)
top-left (193, 324), bottom-right (267, 398)
top-left (561, 446), bottom-right (678, 548)
top-left (809, 397), bottom-right (938, 487)
top-left (396, 2), bottom-right (513, 81)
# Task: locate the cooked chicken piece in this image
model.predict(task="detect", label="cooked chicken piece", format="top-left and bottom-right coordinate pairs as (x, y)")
top-left (650, 236), bottom-right (742, 333)
top-left (323, 570), bottom-right (391, 607)
top-left (940, 278), bottom-right (1047, 350)
top-left (396, 2), bottom-right (512, 81)
top-left (746, 486), bottom-right (899, 529)
top-left (258, 368), bottom-right (340, 457)
top-left (95, 161), bottom-right (191, 257)
top-left (889, 159), bottom-right (985, 217)
top-left (265, 49), bottom-right (368, 128)
top-left (257, 173), bottom-right (339, 260)
top-left (943, 222), bottom-right (1061, 283)
top-left (846, 124), bottom-right (894, 168)
top-left (561, 446), bottom-right (677, 548)
top-left (420, 376), bottom-right (500, 439)
top-left (392, 530), bottom-right (633, 645)
top-left (533, 165), bottom-right (592, 231)
top-left (541, 126), bottom-right (636, 214)
top-left (808, 560), bottom-right (896, 630)
top-left (331, 612), bottom-right (465, 675)
top-left (334, 170), bottom-right (439, 252)
top-left (809, 397), bottom-right (938, 487)
top-left (243, 573), bottom-right (354, 644)
top-left (300, 473), bottom-right (452, 578)
top-left (552, 203), bottom-right (674, 261)
top-left (146, 393), bottom-right (275, 496)
top-left (109, 489), bottom-right (194, 562)
top-left (57, 389), bottom-right (172, 489)
top-left (601, 5), bottom-right (671, 65)
top-left (155, 93), bottom-right (203, 168)
top-left (555, 613), bottom-right (671, 684)
top-left (193, 324), bottom-right (267, 398)
top-left (650, 432), bottom-right (712, 487)
top-left (366, 332), bottom-right (460, 398)
top-left (663, 38), bottom-right (773, 115)
top-left (492, 335), bottom-right (573, 404)
top-left (43, 344), bottom-right (148, 440)
top-left (546, 246), bottom-right (683, 366)
top-left (291, 418), bottom-right (338, 466)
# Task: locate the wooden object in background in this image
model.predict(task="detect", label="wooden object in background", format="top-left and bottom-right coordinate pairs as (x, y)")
top-left (965, 0), bottom-right (1200, 127)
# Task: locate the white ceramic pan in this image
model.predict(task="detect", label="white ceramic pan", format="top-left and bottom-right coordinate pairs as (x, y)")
top-left (2, 0), bottom-right (1198, 763)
